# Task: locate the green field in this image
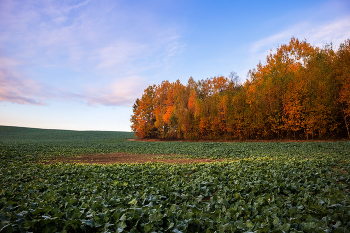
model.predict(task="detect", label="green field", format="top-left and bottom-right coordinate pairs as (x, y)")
top-left (1, 126), bottom-right (350, 232)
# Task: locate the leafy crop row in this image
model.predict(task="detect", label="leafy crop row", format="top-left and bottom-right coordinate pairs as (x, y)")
top-left (1, 126), bottom-right (350, 232)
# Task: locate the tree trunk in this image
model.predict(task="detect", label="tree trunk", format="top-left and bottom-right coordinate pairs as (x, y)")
top-left (341, 103), bottom-right (350, 139)
top-left (345, 116), bottom-right (350, 139)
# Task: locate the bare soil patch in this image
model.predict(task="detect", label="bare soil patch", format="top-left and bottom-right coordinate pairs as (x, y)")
top-left (45, 152), bottom-right (223, 165)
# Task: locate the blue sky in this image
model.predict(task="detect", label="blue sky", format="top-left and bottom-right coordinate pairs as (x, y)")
top-left (1, 0), bottom-right (350, 131)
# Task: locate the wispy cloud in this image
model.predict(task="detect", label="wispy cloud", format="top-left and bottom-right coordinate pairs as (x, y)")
top-left (0, 56), bottom-right (86, 105)
top-left (0, 55), bottom-right (149, 106)
top-left (84, 76), bottom-right (148, 106)
top-left (0, 57), bottom-right (44, 105)
top-left (305, 17), bottom-right (350, 47)
top-left (0, 0), bottom-right (184, 106)
top-left (96, 41), bottom-right (147, 70)
top-left (251, 16), bottom-right (350, 54)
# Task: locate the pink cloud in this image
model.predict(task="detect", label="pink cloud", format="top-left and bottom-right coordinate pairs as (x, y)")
top-left (0, 57), bottom-right (45, 105)
top-left (0, 56), bottom-right (146, 107)
top-left (84, 76), bottom-right (148, 106)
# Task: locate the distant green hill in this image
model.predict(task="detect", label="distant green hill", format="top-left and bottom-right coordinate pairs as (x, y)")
top-left (0, 125), bottom-right (134, 142)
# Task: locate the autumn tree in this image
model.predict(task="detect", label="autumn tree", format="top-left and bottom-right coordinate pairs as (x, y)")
top-left (131, 85), bottom-right (157, 138)
top-left (131, 38), bottom-right (350, 140)
top-left (336, 39), bottom-right (350, 138)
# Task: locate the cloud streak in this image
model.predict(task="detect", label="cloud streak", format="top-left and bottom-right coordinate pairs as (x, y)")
top-left (242, 16), bottom-right (350, 80)
top-left (251, 16), bottom-right (350, 54)
top-left (0, 55), bottom-right (149, 106)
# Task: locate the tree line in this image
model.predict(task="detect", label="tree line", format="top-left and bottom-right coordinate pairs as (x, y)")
top-left (131, 38), bottom-right (350, 140)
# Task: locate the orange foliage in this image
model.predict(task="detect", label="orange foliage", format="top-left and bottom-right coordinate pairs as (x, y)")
top-left (131, 38), bottom-right (350, 139)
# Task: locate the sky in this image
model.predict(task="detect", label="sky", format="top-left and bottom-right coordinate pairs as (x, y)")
top-left (1, 0), bottom-right (350, 132)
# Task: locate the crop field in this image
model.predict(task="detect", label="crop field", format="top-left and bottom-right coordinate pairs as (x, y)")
top-left (1, 126), bottom-right (350, 232)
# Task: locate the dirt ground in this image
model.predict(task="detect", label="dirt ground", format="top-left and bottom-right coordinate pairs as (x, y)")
top-left (46, 153), bottom-right (223, 165)
top-left (44, 138), bottom-right (348, 165)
